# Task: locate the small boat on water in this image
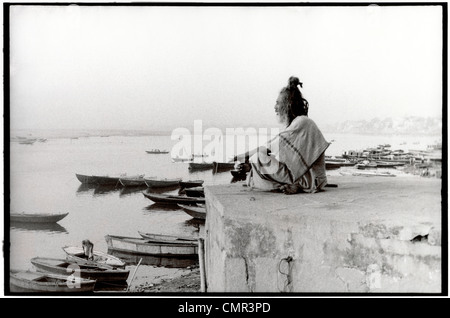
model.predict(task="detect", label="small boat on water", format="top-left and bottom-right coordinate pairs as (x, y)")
top-left (188, 162), bottom-right (214, 170)
top-left (76, 173), bottom-right (140, 186)
top-left (31, 257), bottom-right (130, 282)
top-left (171, 157), bottom-right (192, 163)
top-left (10, 270), bottom-right (96, 293)
top-left (185, 187), bottom-right (205, 198)
top-left (143, 192), bottom-right (205, 205)
top-left (144, 177), bottom-right (182, 188)
top-left (212, 161), bottom-right (235, 173)
top-left (10, 212), bottom-right (69, 224)
top-left (105, 234), bottom-right (198, 258)
top-left (179, 179), bottom-right (204, 188)
top-left (177, 204), bottom-right (206, 220)
top-left (356, 162), bottom-right (378, 170)
top-left (146, 149), bottom-right (169, 154)
top-left (62, 246), bottom-right (126, 269)
top-left (137, 231), bottom-right (198, 243)
top-left (119, 175), bottom-right (150, 187)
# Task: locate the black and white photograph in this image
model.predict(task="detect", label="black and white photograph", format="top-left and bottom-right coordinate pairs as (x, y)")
top-left (3, 1), bottom-right (446, 301)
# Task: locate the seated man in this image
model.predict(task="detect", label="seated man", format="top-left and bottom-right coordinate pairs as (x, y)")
top-left (234, 76), bottom-right (330, 194)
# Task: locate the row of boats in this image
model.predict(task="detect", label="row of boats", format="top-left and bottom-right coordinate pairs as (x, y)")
top-left (10, 230), bottom-right (201, 293)
top-left (76, 173), bottom-right (204, 188)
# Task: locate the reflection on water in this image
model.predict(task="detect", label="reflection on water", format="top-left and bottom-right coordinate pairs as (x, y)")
top-left (93, 185), bottom-right (123, 196)
top-left (10, 222), bottom-right (68, 234)
top-left (108, 249), bottom-right (198, 268)
top-left (119, 186), bottom-right (147, 197)
top-left (144, 203), bottom-right (182, 212)
top-left (183, 218), bottom-right (204, 231)
top-left (76, 183), bottom-right (97, 194)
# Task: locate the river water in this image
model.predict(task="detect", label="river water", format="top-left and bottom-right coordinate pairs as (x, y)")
top-left (6, 130), bottom-right (440, 291)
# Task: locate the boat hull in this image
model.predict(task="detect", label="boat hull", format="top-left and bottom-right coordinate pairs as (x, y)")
top-left (31, 257), bottom-right (130, 282)
top-left (105, 235), bottom-right (198, 258)
top-left (10, 212), bottom-right (69, 223)
top-left (76, 174), bottom-right (121, 186)
top-left (144, 178), bottom-right (181, 188)
top-left (143, 192), bottom-right (205, 205)
top-left (10, 270), bottom-right (96, 293)
top-left (63, 246), bottom-right (126, 269)
top-left (178, 204), bottom-right (206, 220)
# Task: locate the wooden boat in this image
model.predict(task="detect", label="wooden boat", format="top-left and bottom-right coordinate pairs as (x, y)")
top-left (107, 249), bottom-right (199, 268)
top-left (31, 257), bottom-right (130, 282)
top-left (356, 162), bottom-right (377, 170)
top-left (185, 187), bottom-right (205, 198)
top-left (177, 204), bottom-right (206, 220)
top-left (144, 177), bottom-right (182, 188)
top-left (10, 212), bottom-right (69, 224)
top-left (212, 161), bottom-right (235, 173)
top-left (10, 270), bottom-right (96, 293)
top-left (137, 231), bottom-right (198, 243)
top-left (105, 234), bottom-right (198, 258)
top-left (353, 171), bottom-right (396, 177)
top-left (188, 162), bottom-right (213, 170)
top-left (62, 246), bottom-right (126, 269)
top-left (119, 175), bottom-right (149, 187)
top-left (143, 192), bottom-right (205, 205)
top-left (76, 173), bottom-right (123, 186)
top-left (179, 179), bottom-right (204, 188)
top-left (146, 149), bottom-right (169, 154)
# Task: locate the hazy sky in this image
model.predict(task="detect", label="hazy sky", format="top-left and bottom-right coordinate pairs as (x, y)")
top-left (8, 4), bottom-right (443, 131)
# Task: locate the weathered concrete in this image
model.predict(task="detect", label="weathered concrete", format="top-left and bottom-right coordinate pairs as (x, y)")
top-left (204, 175), bottom-right (442, 293)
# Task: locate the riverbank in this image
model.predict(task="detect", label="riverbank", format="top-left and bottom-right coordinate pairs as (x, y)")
top-left (129, 265), bottom-right (201, 293)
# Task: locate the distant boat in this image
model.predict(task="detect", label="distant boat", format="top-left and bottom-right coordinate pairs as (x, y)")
top-left (188, 162), bottom-right (213, 170)
top-left (18, 138), bottom-right (37, 145)
top-left (10, 270), bottom-right (96, 293)
top-left (179, 179), bottom-right (204, 188)
top-left (144, 177), bottom-right (182, 188)
top-left (119, 175), bottom-right (149, 187)
top-left (353, 171), bottom-right (395, 177)
top-left (137, 231), bottom-right (198, 243)
top-left (143, 192), bottom-right (205, 205)
top-left (146, 149), bottom-right (169, 154)
top-left (10, 212), bottom-right (69, 224)
top-left (171, 157), bottom-right (192, 163)
top-left (62, 246), bottom-right (126, 269)
top-left (30, 257), bottom-right (130, 282)
top-left (105, 234), bottom-right (198, 258)
top-left (177, 204), bottom-right (206, 220)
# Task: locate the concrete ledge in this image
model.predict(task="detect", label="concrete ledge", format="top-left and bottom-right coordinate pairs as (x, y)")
top-left (204, 175), bottom-right (442, 293)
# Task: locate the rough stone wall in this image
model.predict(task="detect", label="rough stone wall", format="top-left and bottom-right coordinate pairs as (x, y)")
top-left (204, 177), bottom-right (442, 293)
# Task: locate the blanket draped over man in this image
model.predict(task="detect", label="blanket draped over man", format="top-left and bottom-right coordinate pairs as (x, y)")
top-left (247, 115), bottom-right (330, 193)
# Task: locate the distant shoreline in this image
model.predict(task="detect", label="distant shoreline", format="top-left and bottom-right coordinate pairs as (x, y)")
top-left (9, 127), bottom-right (442, 141)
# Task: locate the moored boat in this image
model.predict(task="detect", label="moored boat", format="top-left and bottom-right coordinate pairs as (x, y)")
top-left (76, 173), bottom-right (122, 186)
top-left (31, 257), bottom-right (130, 282)
top-left (177, 204), bottom-right (206, 220)
top-left (143, 192), bottom-right (205, 205)
top-left (212, 161), bottom-right (235, 173)
top-left (119, 175), bottom-right (149, 187)
top-left (10, 270), bottom-right (96, 293)
top-left (10, 212), bottom-right (69, 224)
top-left (188, 162), bottom-right (213, 170)
top-left (185, 187), bottom-right (205, 198)
top-left (144, 177), bottom-right (182, 188)
top-left (105, 234), bottom-right (198, 258)
top-left (137, 231), bottom-right (198, 243)
top-left (179, 179), bottom-right (204, 188)
top-left (62, 246), bottom-right (126, 269)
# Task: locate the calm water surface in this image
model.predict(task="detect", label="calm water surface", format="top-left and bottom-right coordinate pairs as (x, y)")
top-left (7, 132), bottom-right (440, 288)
